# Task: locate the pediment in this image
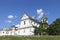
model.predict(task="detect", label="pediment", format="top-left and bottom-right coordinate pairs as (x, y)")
top-left (21, 13), bottom-right (30, 20)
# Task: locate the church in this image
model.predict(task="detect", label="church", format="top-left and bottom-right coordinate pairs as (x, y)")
top-left (0, 13), bottom-right (41, 36)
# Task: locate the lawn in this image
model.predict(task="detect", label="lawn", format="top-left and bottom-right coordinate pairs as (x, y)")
top-left (0, 36), bottom-right (60, 40)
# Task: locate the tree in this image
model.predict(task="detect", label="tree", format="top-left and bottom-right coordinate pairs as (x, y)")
top-left (39, 22), bottom-right (48, 35)
top-left (34, 14), bottom-right (48, 35)
top-left (34, 27), bottom-right (40, 35)
top-left (40, 13), bottom-right (48, 35)
top-left (34, 22), bottom-right (48, 35)
top-left (47, 18), bottom-right (60, 35)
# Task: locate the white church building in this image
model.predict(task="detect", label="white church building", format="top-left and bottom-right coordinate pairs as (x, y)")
top-left (0, 13), bottom-right (40, 36)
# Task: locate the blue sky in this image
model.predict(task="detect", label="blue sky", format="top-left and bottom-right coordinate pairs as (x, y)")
top-left (0, 0), bottom-right (60, 29)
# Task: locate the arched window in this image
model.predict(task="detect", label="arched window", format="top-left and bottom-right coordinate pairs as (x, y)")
top-left (24, 21), bottom-right (25, 25)
top-left (3, 32), bottom-right (4, 34)
top-left (24, 29), bottom-right (25, 33)
top-left (6, 31), bottom-right (9, 34)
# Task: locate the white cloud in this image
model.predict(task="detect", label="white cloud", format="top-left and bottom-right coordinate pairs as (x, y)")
top-left (37, 9), bottom-right (43, 14)
top-left (8, 15), bottom-right (14, 19)
top-left (5, 20), bottom-right (12, 23)
top-left (37, 9), bottom-right (44, 19)
top-left (8, 15), bottom-right (17, 19)
top-left (5, 15), bottom-right (17, 23)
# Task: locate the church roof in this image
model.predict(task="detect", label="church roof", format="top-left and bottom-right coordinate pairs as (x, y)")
top-left (21, 13), bottom-right (40, 24)
top-left (1, 27), bottom-right (12, 31)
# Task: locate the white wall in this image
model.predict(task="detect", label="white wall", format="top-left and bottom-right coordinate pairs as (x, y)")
top-left (17, 27), bottom-right (35, 35)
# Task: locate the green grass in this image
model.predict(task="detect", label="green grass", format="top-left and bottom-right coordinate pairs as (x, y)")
top-left (0, 36), bottom-right (60, 40)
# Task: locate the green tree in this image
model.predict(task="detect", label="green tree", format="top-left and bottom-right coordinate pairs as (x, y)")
top-left (34, 22), bottom-right (48, 35)
top-left (40, 13), bottom-right (48, 35)
top-left (39, 22), bottom-right (48, 35)
top-left (47, 18), bottom-right (60, 35)
top-left (34, 14), bottom-right (48, 35)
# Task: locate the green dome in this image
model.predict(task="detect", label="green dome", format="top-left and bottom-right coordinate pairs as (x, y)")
top-left (3, 28), bottom-right (10, 31)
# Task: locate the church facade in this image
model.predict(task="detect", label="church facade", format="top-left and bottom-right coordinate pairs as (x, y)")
top-left (0, 13), bottom-right (40, 36)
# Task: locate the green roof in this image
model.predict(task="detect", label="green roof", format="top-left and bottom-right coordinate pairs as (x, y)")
top-left (3, 28), bottom-right (10, 31)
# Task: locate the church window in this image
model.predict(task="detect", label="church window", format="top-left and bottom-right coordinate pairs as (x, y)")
top-left (24, 29), bottom-right (25, 33)
top-left (24, 21), bottom-right (25, 25)
top-left (6, 31), bottom-right (9, 34)
top-left (34, 22), bottom-right (35, 24)
top-left (15, 27), bottom-right (18, 31)
top-left (3, 32), bottom-right (4, 34)
top-left (31, 21), bottom-right (32, 23)
top-left (10, 32), bottom-right (12, 34)
top-left (18, 31), bottom-right (20, 33)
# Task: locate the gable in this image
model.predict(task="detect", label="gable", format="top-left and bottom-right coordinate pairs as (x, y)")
top-left (21, 13), bottom-right (30, 21)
